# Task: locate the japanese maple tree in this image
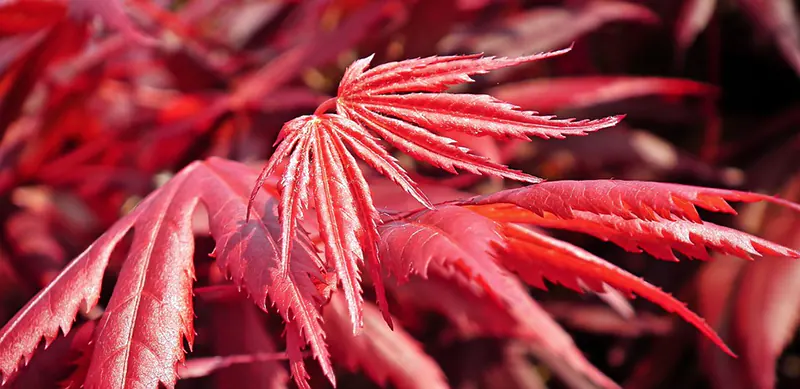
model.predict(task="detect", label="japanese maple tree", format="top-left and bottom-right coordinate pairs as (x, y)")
top-left (1, 46), bottom-right (799, 389)
top-left (1, 1), bottom-right (800, 389)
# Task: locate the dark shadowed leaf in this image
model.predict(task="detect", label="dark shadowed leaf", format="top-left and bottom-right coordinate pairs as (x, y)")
top-left (323, 293), bottom-right (448, 389)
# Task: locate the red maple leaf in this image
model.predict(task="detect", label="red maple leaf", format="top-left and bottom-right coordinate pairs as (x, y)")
top-left (248, 46), bottom-right (622, 334)
top-left (1, 45), bottom-right (799, 389)
top-left (0, 158), bottom-right (332, 389)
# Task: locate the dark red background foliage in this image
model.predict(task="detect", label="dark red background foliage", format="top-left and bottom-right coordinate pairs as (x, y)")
top-left (0, 1), bottom-right (799, 389)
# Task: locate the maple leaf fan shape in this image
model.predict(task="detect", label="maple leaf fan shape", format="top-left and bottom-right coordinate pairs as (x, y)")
top-left (249, 47), bottom-right (622, 332)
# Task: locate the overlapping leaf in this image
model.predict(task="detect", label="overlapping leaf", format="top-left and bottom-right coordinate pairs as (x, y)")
top-left (498, 222), bottom-right (733, 355)
top-left (470, 203), bottom-right (798, 262)
top-left (454, 180), bottom-right (800, 356)
top-left (0, 158), bottom-right (331, 388)
top-left (460, 179), bottom-right (800, 222)
top-left (378, 205), bottom-right (619, 388)
top-left (249, 49), bottom-right (622, 335)
top-left (82, 176), bottom-right (197, 388)
top-left (70, 0), bottom-right (156, 45)
top-left (697, 175), bottom-right (800, 389)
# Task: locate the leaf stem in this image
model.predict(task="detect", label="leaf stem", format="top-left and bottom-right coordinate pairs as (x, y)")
top-left (314, 97), bottom-right (338, 116)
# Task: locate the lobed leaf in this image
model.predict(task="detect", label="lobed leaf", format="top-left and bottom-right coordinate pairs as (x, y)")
top-left (346, 105), bottom-right (544, 183)
top-left (0, 158), bottom-right (335, 388)
top-left (249, 114), bottom-right (397, 336)
top-left (460, 179), bottom-right (800, 223)
top-left (499, 223), bottom-right (734, 355)
top-left (201, 158), bottom-right (334, 387)
top-left (311, 121), bottom-right (368, 332)
top-left (470, 204), bottom-right (799, 262)
top-left (0, 199), bottom-right (138, 382)
top-left (84, 176), bottom-right (198, 388)
top-left (336, 50), bottom-right (622, 184)
top-left (379, 206), bottom-right (620, 388)
top-left (250, 50), bottom-right (626, 344)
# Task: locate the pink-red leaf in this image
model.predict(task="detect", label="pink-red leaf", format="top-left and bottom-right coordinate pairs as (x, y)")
top-left (674, 0), bottom-right (718, 53)
top-left (201, 158), bottom-right (334, 387)
top-left (732, 178), bottom-right (800, 389)
top-left (460, 179), bottom-right (800, 223)
top-left (378, 206), bottom-right (502, 284)
top-left (473, 204), bottom-right (799, 262)
top-left (346, 105), bottom-right (544, 183)
top-left (0, 200), bottom-right (137, 382)
top-left (4, 320), bottom-right (94, 389)
top-left (330, 115), bottom-right (430, 209)
top-left (0, 165), bottom-right (201, 386)
top-left (696, 257), bottom-right (747, 389)
top-left (335, 50), bottom-right (622, 183)
top-left (251, 51), bottom-right (624, 344)
top-left (379, 206), bottom-right (619, 388)
top-left (83, 174), bottom-right (197, 388)
top-left (177, 353), bottom-right (289, 381)
top-left (0, 158), bottom-right (334, 389)
top-left (250, 114), bottom-right (397, 335)
top-left (390, 267), bottom-right (618, 389)
top-left (499, 223), bottom-right (733, 355)
top-left (311, 122), bottom-right (368, 332)
top-left (70, 0), bottom-right (157, 45)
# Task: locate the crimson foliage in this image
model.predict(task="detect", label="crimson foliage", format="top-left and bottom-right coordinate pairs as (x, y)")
top-left (1, 1), bottom-right (799, 389)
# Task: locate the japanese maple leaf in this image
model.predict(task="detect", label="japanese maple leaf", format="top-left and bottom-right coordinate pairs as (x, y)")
top-left (0, 158), bottom-right (332, 389)
top-left (249, 47), bottom-right (622, 332)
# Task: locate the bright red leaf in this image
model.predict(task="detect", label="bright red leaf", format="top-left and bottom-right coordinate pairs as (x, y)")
top-left (498, 222), bottom-right (733, 355)
top-left (471, 203), bottom-right (799, 262)
top-left (0, 158), bottom-right (332, 388)
top-left (249, 49), bottom-right (621, 335)
top-left (82, 176), bottom-right (196, 388)
top-left (460, 179), bottom-right (800, 223)
top-left (378, 205), bottom-right (620, 388)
